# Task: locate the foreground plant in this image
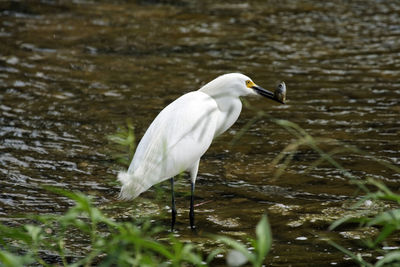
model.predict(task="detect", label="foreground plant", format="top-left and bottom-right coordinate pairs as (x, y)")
top-left (216, 214), bottom-right (272, 267)
top-left (232, 101), bottom-right (400, 266)
top-left (107, 118), bottom-right (136, 167)
top-left (0, 187), bottom-right (273, 266)
top-left (262, 118), bottom-right (400, 267)
top-left (328, 178), bottom-right (400, 267)
top-left (0, 188), bottom-right (205, 267)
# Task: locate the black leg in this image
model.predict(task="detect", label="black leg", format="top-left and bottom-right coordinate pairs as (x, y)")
top-left (170, 177), bottom-right (176, 231)
top-left (189, 182), bottom-right (195, 230)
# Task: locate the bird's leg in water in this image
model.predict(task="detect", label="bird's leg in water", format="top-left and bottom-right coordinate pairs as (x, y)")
top-left (189, 182), bottom-right (195, 230)
top-left (170, 177), bottom-right (176, 231)
top-left (189, 160), bottom-right (199, 230)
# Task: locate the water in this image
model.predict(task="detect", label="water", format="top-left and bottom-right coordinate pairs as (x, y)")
top-left (1, 0), bottom-right (399, 265)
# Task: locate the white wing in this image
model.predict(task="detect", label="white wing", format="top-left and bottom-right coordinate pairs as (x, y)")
top-left (119, 91), bottom-right (219, 199)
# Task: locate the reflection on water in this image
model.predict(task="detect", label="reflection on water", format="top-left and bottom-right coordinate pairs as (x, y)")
top-left (1, 0), bottom-right (399, 265)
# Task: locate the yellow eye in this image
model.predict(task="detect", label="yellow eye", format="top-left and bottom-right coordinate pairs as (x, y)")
top-left (245, 80), bottom-right (255, 88)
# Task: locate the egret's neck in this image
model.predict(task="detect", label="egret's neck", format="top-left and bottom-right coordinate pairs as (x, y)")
top-left (213, 95), bottom-right (242, 137)
top-left (198, 78), bottom-right (246, 137)
top-left (199, 89), bottom-right (242, 137)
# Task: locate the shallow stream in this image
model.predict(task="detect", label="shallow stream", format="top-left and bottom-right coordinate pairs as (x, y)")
top-left (1, 0), bottom-right (400, 265)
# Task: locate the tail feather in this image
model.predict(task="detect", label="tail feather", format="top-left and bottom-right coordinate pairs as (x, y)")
top-left (117, 171), bottom-right (146, 200)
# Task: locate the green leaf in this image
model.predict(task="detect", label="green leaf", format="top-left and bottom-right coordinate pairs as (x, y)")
top-left (216, 236), bottom-right (255, 264)
top-left (25, 225), bottom-right (43, 244)
top-left (327, 240), bottom-right (373, 267)
top-left (137, 238), bottom-right (174, 260)
top-left (372, 224), bottom-right (397, 247)
top-left (329, 214), bottom-right (371, 231)
top-left (368, 209), bottom-right (400, 227)
top-left (0, 224), bottom-right (31, 245)
top-left (375, 251), bottom-right (400, 267)
top-left (0, 250), bottom-right (35, 267)
top-left (255, 214), bottom-right (272, 265)
top-left (206, 248), bottom-right (224, 264)
top-left (329, 215), bottom-right (353, 231)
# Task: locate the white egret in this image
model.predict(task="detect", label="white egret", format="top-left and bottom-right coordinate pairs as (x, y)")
top-left (118, 73), bottom-right (286, 230)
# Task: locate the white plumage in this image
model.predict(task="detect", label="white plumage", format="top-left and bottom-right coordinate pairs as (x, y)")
top-left (117, 73), bottom-right (284, 229)
top-left (118, 91), bottom-right (219, 199)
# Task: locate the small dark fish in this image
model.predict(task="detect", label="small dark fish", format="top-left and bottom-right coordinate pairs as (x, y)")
top-left (274, 81), bottom-right (286, 104)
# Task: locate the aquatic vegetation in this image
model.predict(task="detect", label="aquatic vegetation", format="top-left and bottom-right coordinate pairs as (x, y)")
top-left (0, 187), bottom-right (271, 266)
top-left (0, 187), bottom-right (202, 266)
top-left (230, 99), bottom-right (400, 266)
top-left (107, 118), bottom-right (136, 167)
top-left (215, 214), bottom-right (272, 267)
top-left (328, 178), bottom-right (400, 267)
top-left (262, 116), bottom-right (400, 267)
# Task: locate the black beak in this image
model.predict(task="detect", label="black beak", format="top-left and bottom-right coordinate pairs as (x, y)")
top-left (252, 85), bottom-right (285, 104)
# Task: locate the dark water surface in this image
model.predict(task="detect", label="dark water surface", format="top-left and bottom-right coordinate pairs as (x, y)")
top-left (1, 0), bottom-right (400, 265)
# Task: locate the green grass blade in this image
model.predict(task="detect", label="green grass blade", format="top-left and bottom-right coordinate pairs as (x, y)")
top-left (0, 250), bottom-right (35, 267)
top-left (327, 240), bottom-right (373, 267)
top-left (375, 251), bottom-right (400, 267)
top-left (215, 236), bottom-right (255, 264)
top-left (255, 214), bottom-right (272, 265)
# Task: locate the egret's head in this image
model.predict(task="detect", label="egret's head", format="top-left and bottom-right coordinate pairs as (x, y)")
top-left (200, 73), bottom-right (285, 104)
